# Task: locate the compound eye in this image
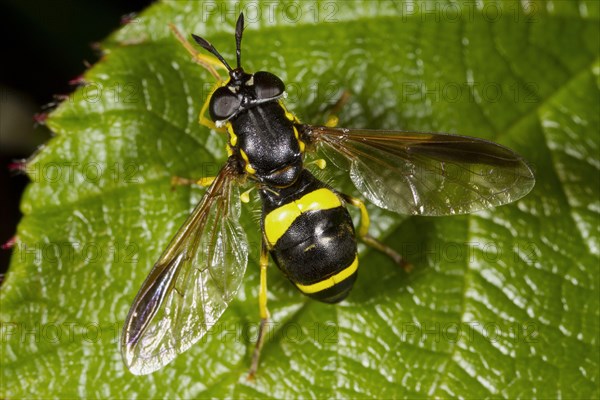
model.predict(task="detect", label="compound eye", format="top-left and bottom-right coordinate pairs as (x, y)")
top-left (209, 87), bottom-right (241, 121)
top-left (253, 71), bottom-right (285, 100)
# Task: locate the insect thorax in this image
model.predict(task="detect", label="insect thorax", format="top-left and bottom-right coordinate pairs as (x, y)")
top-left (231, 101), bottom-right (303, 187)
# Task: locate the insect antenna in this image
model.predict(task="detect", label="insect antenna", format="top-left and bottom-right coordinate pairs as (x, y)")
top-left (191, 33), bottom-right (232, 72)
top-left (235, 13), bottom-right (244, 69)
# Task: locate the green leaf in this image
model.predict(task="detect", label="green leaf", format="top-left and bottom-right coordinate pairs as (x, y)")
top-left (2, 0), bottom-right (599, 397)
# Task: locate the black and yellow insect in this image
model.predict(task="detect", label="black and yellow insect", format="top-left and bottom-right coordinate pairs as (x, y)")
top-left (121, 14), bottom-right (535, 376)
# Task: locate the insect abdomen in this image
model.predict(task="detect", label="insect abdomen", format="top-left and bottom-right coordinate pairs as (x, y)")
top-left (261, 174), bottom-right (358, 303)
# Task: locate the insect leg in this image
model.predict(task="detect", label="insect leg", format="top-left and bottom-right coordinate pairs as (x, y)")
top-left (168, 24), bottom-right (227, 133)
top-left (171, 176), bottom-right (217, 188)
top-left (168, 23), bottom-right (224, 80)
top-left (198, 82), bottom-right (227, 132)
top-left (341, 194), bottom-right (412, 271)
top-left (324, 90), bottom-right (351, 127)
top-left (248, 239), bottom-right (270, 379)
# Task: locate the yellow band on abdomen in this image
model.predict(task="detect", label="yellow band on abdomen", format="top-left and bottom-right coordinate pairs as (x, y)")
top-left (296, 255), bottom-right (358, 294)
top-left (264, 188), bottom-right (342, 246)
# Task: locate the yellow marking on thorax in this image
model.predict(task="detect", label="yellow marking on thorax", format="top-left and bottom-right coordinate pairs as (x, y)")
top-left (224, 122), bottom-right (237, 156)
top-left (296, 255), bottom-right (358, 294)
top-left (239, 149), bottom-right (256, 174)
top-left (226, 122), bottom-right (238, 146)
top-left (293, 126), bottom-right (305, 153)
top-left (264, 188), bottom-right (342, 246)
top-left (279, 100), bottom-right (301, 123)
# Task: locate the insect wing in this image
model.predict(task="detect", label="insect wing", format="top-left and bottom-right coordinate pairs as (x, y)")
top-left (306, 126), bottom-right (535, 216)
top-left (121, 162), bottom-right (248, 375)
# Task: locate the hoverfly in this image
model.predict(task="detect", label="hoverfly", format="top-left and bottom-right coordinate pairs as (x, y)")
top-left (121, 13), bottom-right (535, 376)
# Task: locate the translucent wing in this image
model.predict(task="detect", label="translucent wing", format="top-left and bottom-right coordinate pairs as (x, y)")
top-left (121, 160), bottom-right (248, 375)
top-left (304, 126), bottom-right (535, 216)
